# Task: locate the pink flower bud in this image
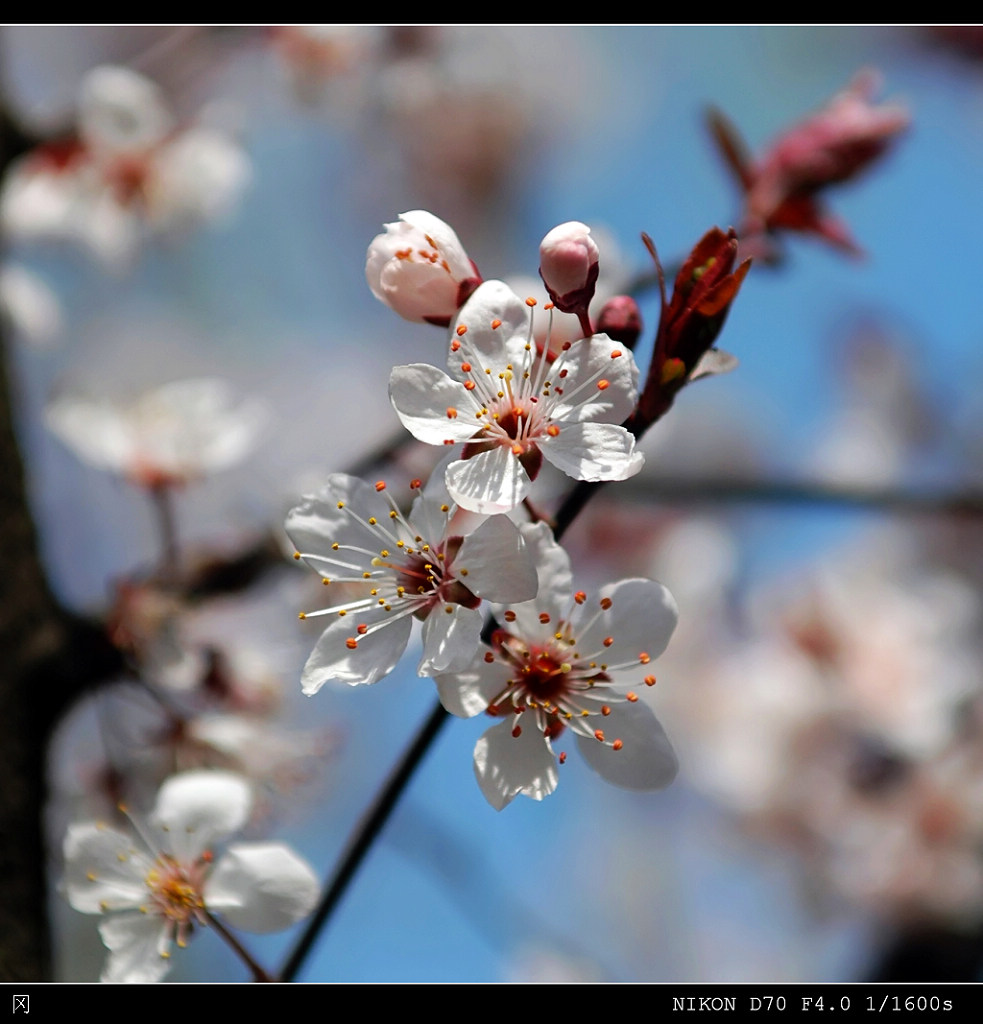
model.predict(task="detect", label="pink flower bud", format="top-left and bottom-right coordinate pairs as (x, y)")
top-left (365, 210), bottom-right (481, 326)
top-left (538, 221), bottom-right (600, 314)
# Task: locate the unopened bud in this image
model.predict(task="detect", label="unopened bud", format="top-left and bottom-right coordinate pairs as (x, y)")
top-left (538, 221), bottom-right (600, 315)
top-left (595, 295), bottom-right (642, 351)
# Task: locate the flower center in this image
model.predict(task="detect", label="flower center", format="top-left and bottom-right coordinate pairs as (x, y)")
top-left (146, 856), bottom-right (207, 925)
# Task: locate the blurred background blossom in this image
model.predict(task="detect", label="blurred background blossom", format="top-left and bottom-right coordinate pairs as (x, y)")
top-left (4, 25), bottom-right (983, 983)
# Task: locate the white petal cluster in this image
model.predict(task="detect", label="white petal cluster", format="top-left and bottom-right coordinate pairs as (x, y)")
top-left (435, 524), bottom-right (679, 809)
top-left (1, 65), bottom-right (250, 268)
top-left (390, 281), bottom-right (643, 514)
top-left (45, 377), bottom-right (269, 487)
top-left (286, 473), bottom-right (538, 692)
top-left (62, 771), bottom-right (319, 982)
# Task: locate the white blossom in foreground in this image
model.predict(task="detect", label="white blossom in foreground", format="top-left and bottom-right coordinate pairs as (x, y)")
top-left (45, 377), bottom-right (268, 488)
top-left (365, 209), bottom-right (481, 326)
top-left (286, 473), bottom-right (538, 692)
top-left (390, 281), bottom-right (643, 514)
top-left (62, 771), bottom-right (319, 982)
top-left (1, 66), bottom-right (250, 269)
top-left (435, 524), bottom-right (678, 809)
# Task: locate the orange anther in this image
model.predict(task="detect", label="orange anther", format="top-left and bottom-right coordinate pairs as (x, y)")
top-left (603, 637), bottom-right (614, 647)
top-left (512, 443), bottom-right (524, 455)
top-left (356, 624), bottom-right (368, 635)
top-left (558, 751), bottom-right (567, 764)
top-left (447, 407), bottom-right (458, 419)
top-left (544, 302), bottom-right (554, 310)
top-left (504, 610), bottom-right (516, 622)
top-left (546, 424), bottom-right (560, 436)
top-left (644, 675), bottom-right (656, 686)
top-left (626, 692), bottom-right (638, 702)
top-left (539, 612), bottom-right (551, 624)
top-left (464, 380), bottom-right (476, 391)
top-left (375, 480), bottom-right (386, 491)
top-left (410, 478), bottom-right (422, 489)
top-left (574, 591), bottom-right (587, 604)
top-left (512, 725), bottom-right (522, 738)
top-left (450, 339), bottom-right (461, 352)
top-left (594, 729), bottom-right (605, 742)
top-left (610, 350), bottom-right (622, 359)
top-left (461, 362), bottom-right (472, 372)
top-left (491, 319), bottom-right (502, 329)
top-left (600, 597), bottom-right (612, 610)
top-left (612, 739), bottom-right (623, 751)
top-left (525, 297), bottom-right (537, 307)
top-left (456, 324), bottom-right (468, 336)
top-left (597, 379), bottom-right (610, 390)
top-left (484, 651), bottom-right (495, 663)
top-left (345, 638), bottom-right (358, 650)
top-left (601, 705), bottom-right (611, 716)
top-left (639, 652), bottom-right (651, 664)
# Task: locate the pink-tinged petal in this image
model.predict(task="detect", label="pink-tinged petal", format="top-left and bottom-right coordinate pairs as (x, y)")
top-left (448, 280), bottom-right (531, 375)
top-left (541, 421), bottom-right (643, 482)
top-left (366, 211), bottom-right (474, 323)
top-left (574, 700), bottom-right (678, 790)
top-left (434, 653), bottom-right (503, 717)
top-left (99, 912), bottom-right (173, 983)
top-left (151, 770), bottom-right (253, 862)
top-left (301, 605), bottom-right (413, 692)
top-left (444, 445), bottom-right (531, 514)
top-left (418, 603), bottom-right (483, 676)
top-left (577, 578), bottom-right (678, 686)
top-left (474, 719), bottom-right (560, 810)
top-left (549, 334), bottom-right (639, 424)
top-left (389, 364), bottom-right (480, 445)
top-left (62, 823), bottom-right (150, 913)
top-left (454, 515), bottom-right (538, 603)
top-left (204, 843), bottom-right (319, 933)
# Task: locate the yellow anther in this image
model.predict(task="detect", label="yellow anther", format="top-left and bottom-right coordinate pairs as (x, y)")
top-left (293, 551), bottom-right (301, 560)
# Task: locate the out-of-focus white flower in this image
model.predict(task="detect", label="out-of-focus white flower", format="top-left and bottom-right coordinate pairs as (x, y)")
top-left (365, 210), bottom-right (481, 326)
top-left (389, 281), bottom-right (643, 514)
top-left (286, 473), bottom-right (538, 692)
top-left (1, 65), bottom-right (250, 269)
top-left (0, 263), bottom-right (63, 346)
top-left (435, 523), bottom-right (678, 809)
top-left (62, 770), bottom-right (319, 982)
top-left (45, 377), bottom-right (269, 488)
top-left (538, 221), bottom-right (599, 315)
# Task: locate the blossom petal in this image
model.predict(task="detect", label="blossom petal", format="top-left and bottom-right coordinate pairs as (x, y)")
top-left (448, 280), bottom-right (531, 377)
top-left (205, 843), bottom-right (319, 933)
top-left (445, 445), bottom-right (530, 514)
top-left (549, 334), bottom-right (638, 424)
top-left (474, 719), bottom-right (559, 810)
top-left (150, 770), bottom-right (253, 862)
top-left (454, 515), bottom-right (538, 603)
top-left (506, 522), bottom-right (573, 638)
top-left (418, 603), bottom-right (483, 675)
top-left (577, 578), bottom-right (678, 686)
top-left (575, 700), bottom-right (678, 790)
top-left (434, 653), bottom-right (503, 717)
top-left (301, 606), bottom-right (413, 692)
top-left (541, 421), bottom-right (643, 482)
top-left (62, 823), bottom-right (149, 913)
top-left (389, 364), bottom-right (480, 444)
top-left (286, 473), bottom-right (392, 567)
top-left (99, 912), bottom-right (173, 983)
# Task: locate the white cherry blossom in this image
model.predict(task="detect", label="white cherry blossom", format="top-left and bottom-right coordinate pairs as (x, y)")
top-left (389, 280), bottom-right (643, 514)
top-left (435, 523), bottom-right (678, 809)
top-left (365, 209), bottom-right (481, 325)
top-left (62, 770), bottom-right (319, 982)
top-left (45, 377), bottom-right (269, 488)
top-left (286, 473), bottom-right (538, 693)
top-left (1, 66), bottom-right (250, 269)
